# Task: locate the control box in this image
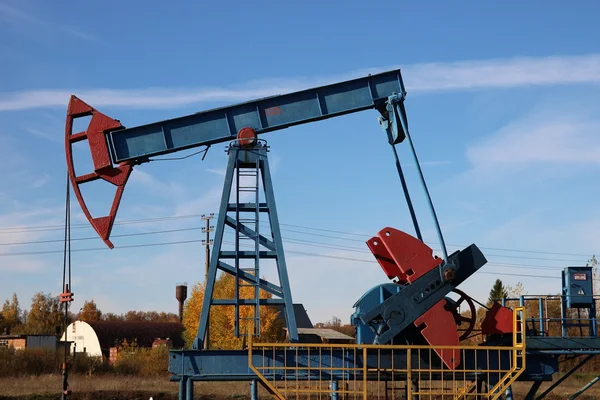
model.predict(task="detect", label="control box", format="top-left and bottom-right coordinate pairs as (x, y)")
top-left (563, 266), bottom-right (594, 308)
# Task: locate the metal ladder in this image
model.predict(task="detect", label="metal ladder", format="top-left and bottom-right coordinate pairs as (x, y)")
top-left (234, 154), bottom-right (261, 337)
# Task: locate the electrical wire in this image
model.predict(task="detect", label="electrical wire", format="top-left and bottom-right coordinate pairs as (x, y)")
top-left (60, 173), bottom-right (72, 399)
top-left (0, 212), bottom-right (595, 259)
top-left (0, 233), bottom-right (563, 280)
top-left (0, 222), bottom-right (593, 265)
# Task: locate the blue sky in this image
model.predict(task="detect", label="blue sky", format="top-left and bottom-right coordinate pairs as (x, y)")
top-left (1, 0), bottom-right (599, 326)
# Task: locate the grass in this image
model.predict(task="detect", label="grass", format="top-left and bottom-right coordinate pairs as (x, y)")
top-left (0, 375), bottom-right (251, 399)
top-left (1, 375), bottom-right (599, 400)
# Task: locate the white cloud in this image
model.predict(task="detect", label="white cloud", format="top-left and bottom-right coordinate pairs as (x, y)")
top-left (2, 53), bottom-right (600, 111)
top-left (206, 168), bottom-right (226, 177)
top-left (0, 1), bottom-right (105, 46)
top-left (466, 113), bottom-right (600, 168)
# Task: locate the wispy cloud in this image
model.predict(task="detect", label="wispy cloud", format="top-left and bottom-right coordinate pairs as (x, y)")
top-left (2, 54), bottom-right (600, 111)
top-left (466, 109), bottom-right (600, 168)
top-left (0, 1), bottom-right (104, 46)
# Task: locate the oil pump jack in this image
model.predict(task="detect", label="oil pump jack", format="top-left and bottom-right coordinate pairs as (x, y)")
top-left (65, 69), bottom-right (522, 399)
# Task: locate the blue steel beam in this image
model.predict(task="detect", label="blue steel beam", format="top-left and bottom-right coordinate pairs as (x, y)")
top-left (107, 70), bottom-right (406, 164)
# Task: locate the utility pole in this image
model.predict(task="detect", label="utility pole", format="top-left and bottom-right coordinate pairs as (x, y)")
top-left (201, 213), bottom-right (214, 350)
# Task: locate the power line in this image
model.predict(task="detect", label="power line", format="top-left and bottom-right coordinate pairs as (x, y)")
top-left (0, 227), bottom-right (202, 246)
top-left (0, 223), bottom-right (591, 268)
top-left (0, 214), bottom-right (206, 234)
top-left (0, 236), bottom-right (562, 280)
top-left (0, 212), bottom-right (595, 261)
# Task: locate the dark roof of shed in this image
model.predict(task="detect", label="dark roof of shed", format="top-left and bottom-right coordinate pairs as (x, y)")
top-left (84, 321), bottom-right (184, 350)
top-left (274, 304), bottom-right (314, 329)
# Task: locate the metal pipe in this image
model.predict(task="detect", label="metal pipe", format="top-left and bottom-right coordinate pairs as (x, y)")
top-left (331, 380), bottom-right (339, 400)
top-left (186, 378), bottom-right (194, 400)
top-left (389, 143), bottom-right (422, 241)
top-left (395, 104), bottom-right (448, 261)
top-left (569, 375), bottom-right (600, 399)
top-left (539, 298), bottom-right (545, 336)
top-left (250, 379), bottom-right (258, 400)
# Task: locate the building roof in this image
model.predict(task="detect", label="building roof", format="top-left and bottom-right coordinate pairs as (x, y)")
top-left (274, 304), bottom-right (314, 329)
top-left (84, 321), bottom-right (185, 349)
top-left (297, 328), bottom-right (354, 341)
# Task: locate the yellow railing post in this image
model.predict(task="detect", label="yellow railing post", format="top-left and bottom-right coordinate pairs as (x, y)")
top-left (407, 347), bottom-right (412, 399)
top-left (363, 347), bottom-right (367, 400)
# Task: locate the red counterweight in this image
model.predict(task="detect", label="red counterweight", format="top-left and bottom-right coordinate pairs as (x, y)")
top-left (65, 96), bottom-right (133, 249)
top-left (482, 302), bottom-right (514, 335)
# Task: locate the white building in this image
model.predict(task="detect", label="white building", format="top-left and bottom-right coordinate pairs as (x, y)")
top-left (60, 320), bottom-right (184, 358)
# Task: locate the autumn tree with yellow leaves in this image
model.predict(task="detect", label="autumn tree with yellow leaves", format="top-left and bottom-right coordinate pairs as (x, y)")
top-left (182, 273), bottom-right (285, 349)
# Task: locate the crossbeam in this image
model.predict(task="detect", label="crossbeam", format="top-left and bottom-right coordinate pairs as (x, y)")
top-left (107, 70), bottom-right (405, 163)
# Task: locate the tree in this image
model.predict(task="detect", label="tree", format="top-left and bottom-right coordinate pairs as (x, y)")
top-left (488, 279), bottom-right (507, 304)
top-left (505, 282), bottom-right (527, 298)
top-left (182, 273), bottom-right (285, 349)
top-left (102, 312), bottom-right (124, 321)
top-left (587, 255), bottom-right (599, 295)
top-left (18, 292), bottom-right (63, 335)
top-left (1, 293), bottom-right (22, 333)
top-left (80, 300), bottom-right (102, 321)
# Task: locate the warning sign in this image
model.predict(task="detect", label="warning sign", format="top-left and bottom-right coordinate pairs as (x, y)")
top-left (578, 288), bottom-right (585, 295)
top-left (574, 273), bottom-right (587, 281)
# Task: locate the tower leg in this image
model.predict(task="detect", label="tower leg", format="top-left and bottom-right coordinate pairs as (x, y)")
top-left (186, 378), bottom-right (194, 400)
top-left (250, 379), bottom-right (258, 400)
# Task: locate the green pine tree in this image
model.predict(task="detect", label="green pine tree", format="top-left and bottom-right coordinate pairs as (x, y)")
top-left (488, 279), bottom-right (507, 304)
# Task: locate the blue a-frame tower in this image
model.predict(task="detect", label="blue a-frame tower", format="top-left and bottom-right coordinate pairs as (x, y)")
top-left (193, 139), bottom-right (298, 349)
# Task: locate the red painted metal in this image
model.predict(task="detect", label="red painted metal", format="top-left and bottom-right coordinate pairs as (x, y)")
top-left (482, 302), bottom-right (514, 335)
top-left (366, 236), bottom-right (408, 282)
top-left (237, 127), bottom-right (257, 147)
top-left (59, 284), bottom-right (73, 303)
top-left (65, 96), bottom-right (133, 249)
top-left (368, 227), bottom-right (443, 284)
top-left (415, 300), bottom-right (461, 369)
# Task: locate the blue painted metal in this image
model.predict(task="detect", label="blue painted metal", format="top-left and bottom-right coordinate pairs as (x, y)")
top-left (505, 385), bottom-right (514, 400)
top-left (355, 244), bottom-right (487, 344)
top-left (524, 381), bottom-right (542, 400)
top-left (186, 377), bottom-right (194, 399)
top-left (564, 266), bottom-right (594, 308)
top-left (351, 283), bottom-right (402, 344)
top-left (559, 268), bottom-right (598, 338)
top-left (250, 379), bottom-right (258, 400)
top-left (107, 70), bottom-right (406, 164)
top-left (381, 97), bottom-right (449, 262)
top-left (331, 380), bottom-right (339, 400)
top-left (193, 140), bottom-right (297, 349)
top-left (535, 354), bottom-right (594, 399)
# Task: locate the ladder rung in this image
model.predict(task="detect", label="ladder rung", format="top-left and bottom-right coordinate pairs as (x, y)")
top-left (227, 203), bottom-right (268, 212)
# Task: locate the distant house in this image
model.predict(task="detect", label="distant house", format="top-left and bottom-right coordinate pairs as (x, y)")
top-left (60, 320), bottom-right (184, 359)
top-left (0, 334), bottom-right (67, 351)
